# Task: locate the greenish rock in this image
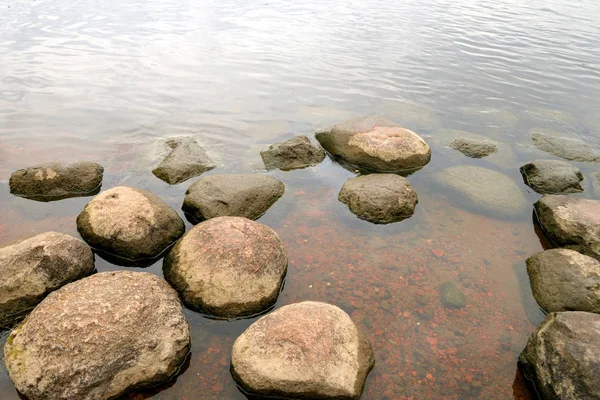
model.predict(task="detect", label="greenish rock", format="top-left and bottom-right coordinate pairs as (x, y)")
top-left (261, 136), bottom-right (325, 171)
top-left (440, 282), bottom-right (466, 309)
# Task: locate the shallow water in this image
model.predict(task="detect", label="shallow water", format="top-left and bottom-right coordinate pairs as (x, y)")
top-left (1, 0), bottom-right (600, 399)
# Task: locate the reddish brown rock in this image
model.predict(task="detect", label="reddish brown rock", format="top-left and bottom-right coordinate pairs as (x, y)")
top-left (231, 301), bottom-right (374, 400)
top-left (163, 217), bottom-right (287, 319)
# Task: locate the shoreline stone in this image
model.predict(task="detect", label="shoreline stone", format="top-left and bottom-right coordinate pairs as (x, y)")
top-left (520, 159), bottom-right (583, 194)
top-left (152, 137), bottom-right (216, 184)
top-left (449, 137), bottom-right (498, 158)
top-left (531, 128), bottom-right (600, 162)
top-left (261, 136), bottom-right (325, 171)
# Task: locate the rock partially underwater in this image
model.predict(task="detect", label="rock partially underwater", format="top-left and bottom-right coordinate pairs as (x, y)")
top-left (520, 159), bottom-right (583, 194)
top-left (261, 135), bottom-right (325, 171)
top-left (152, 137), bottom-right (216, 184)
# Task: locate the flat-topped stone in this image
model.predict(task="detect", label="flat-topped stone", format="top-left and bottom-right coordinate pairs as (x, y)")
top-left (449, 137), bottom-right (498, 158)
top-left (261, 136), bottom-right (325, 170)
top-left (531, 128), bottom-right (600, 162)
top-left (520, 159), bottom-right (583, 194)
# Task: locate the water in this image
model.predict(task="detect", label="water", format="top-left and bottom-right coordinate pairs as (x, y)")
top-left (1, 0), bottom-right (600, 398)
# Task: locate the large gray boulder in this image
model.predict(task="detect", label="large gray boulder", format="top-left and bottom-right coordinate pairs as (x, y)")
top-left (3, 271), bottom-right (190, 400)
top-left (519, 312), bottom-right (600, 399)
top-left (0, 232), bottom-right (94, 328)
top-left (231, 301), bottom-right (374, 400)
top-left (527, 249), bottom-right (600, 313)
top-left (520, 159), bottom-right (583, 194)
top-left (182, 174), bottom-right (284, 222)
top-left (261, 136), bottom-right (325, 171)
top-left (152, 137), bottom-right (216, 184)
top-left (338, 174), bottom-right (418, 224)
top-left (9, 162), bottom-right (103, 201)
top-left (535, 195), bottom-right (600, 261)
top-left (164, 217), bottom-right (287, 319)
top-left (316, 116), bottom-right (431, 172)
top-left (434, 165), bottom-right (527, 218)
top-left (77, 186), bottom-right (185, 261)
top-left (531, 128), bottom-right (600, 162)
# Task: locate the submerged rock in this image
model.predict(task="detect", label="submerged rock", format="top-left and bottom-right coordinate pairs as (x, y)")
top-left (440, 282), bottom-right (466, 309)
top-left (164, 217), bottom-right (287, 319)
top-left (520, 159), bottom-right (583, 194)
top-left (152, 137), bottom-right (216, 184)
top-left (261, 136), bottom-right (325, 170)
top-left (460, 107), bottom-right (519, 128)
top-left (77, 186), bottom-right (185, 262)
top-left (531, 128), bottom-right (600, 162)
top-left (231, 301), bottom-right (374, 400)
top-left (338, 174), bottom-right (418, 224)
top-left (182, 174), bottom-right (284, 222)
top-left (9, 162), bottom-right (103, 201)
top-left (526, 249), bottom-right (600, 313)
top-left (316, 116), bottom-right (431, 172)
top-left (3, 271), bottom-right (190, 400)
top-left (519, 311), bottom-right (600, 400)
top-left (434, 165), bottom-right (527, 218)
top-left (522, 108), bottom-right (579, 130)
top-left (535, 195), bottom-right (600, 261)
top-left (449, 137), bottom-right (498, 158)
top-left (0, 232), bottom-right (94, 328)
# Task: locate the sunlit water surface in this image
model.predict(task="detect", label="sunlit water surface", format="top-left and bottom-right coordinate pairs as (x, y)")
top-left (1, 0), bottom-right (600, 399)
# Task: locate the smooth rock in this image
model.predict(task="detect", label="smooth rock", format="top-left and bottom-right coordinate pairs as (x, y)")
top-left (520, 159), bottom-right (583, 194)
top-left (164, 217), bottom-right (287, 318)
top-left (231, 301), bottom-right (374, 400)
top-left (434, 165), bottom-right (527, 218)
top-left (584, 113), bottom-right (600, 133)
top-left (522, 108), bottom-right (578, 130)
top-left (535, 195), bottom-right (600, 261)
top-left (182, 174), bottom-right (284, 222)
top-left (338, 174), bottom-right (418, 224)
top-left (152, 137), bottom-right (216, 184)
top-left (77, 186), bottom-right (185, 261)
top-left (531, 128), bottom-right (600, 162)
top-left (440, 282), bottom-right (466, 309)
top-left (316, 116), bottom-right (431, 172)
top-left (3, 271), bottom-right (190, 400)
top-left (0, 232), bottom-right (94, 328)
top-left (261, 136), bottom-right (325, 171)
top-left (519, 311), bottom-right (600, 400)
top-left (9, 162), bottom-right (103, 201)
top-left (449, 137), bottom-right (498, 158)
top-left (526, 249), bottom-right (600, 313)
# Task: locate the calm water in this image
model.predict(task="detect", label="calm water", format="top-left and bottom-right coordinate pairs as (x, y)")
top-left (2, 0), bottom-right (600, 399)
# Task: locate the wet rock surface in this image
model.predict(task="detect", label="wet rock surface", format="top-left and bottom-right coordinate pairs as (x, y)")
top-left (182, 174), bottom-right (284, 222)
top-left (434, 165), bottom-right (527, 218)
top-left (0, 232), bottom-right (94, 328)
top-left (519, 311), bottom-right (600, 400)
top-left (9, 162), bottom-right (103, 201)
top-left (526, 249), bottom-right (600, 313)
top-left (531, 128), bottom-right (600, 162)
top-left (520, 159), bottom-right (583, 194)
top-left (338, 174), bottom-right (418, 224)
top-left (77, 186), bottom-right (185, 261)
top-left (440, 281), bottom-right (466, 309)
top-left (3, 271), bottom-right (190, 400)
top-left (316, 116), bottom-right (431, 172)
top-left (152, 137), bottom-right (216, 184)
top-left (261, 135), bottom-right (325, 170)
top-left (231, 301), bottom-right (375, 400)
top-left (449, 137), bottom-right (498, 158)
top-left (164, 216), bottom-right (287, 319)
top-left (535, 195), bottom-right (600, 261)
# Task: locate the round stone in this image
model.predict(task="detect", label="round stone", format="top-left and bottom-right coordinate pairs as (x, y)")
top-left (3, 271), bottom-right (190, 400)
top-left (76, 186), bottom-right (185, 261)
top-left (231, 301), bottom-right (375, 400)
top-left (163, 216), bottom-right (287, 319)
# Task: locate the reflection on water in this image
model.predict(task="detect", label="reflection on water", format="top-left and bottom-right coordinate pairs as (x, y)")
top-left (1, 0), bottom-right (600, 399)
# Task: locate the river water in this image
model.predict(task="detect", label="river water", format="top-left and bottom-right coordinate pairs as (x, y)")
top-left (1, 0), bottom-right (600, 399)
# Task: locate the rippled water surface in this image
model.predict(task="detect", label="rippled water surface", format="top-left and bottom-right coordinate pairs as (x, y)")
top-left (2, 0), bottom-right (600, 399)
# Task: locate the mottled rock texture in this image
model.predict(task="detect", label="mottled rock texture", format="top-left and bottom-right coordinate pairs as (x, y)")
top-left (520, 159), bottom-right (583, 194)
top-left (535, 195), bottom-right (600, 261)
top-left (261, 136), bottom-right (325, 170)
top-left (440, 281), bottom-right (466, 309)
top-left (182, 174), bottom-right (284, 222)
top-left (519, 312), bottom-right (600, 400)
top-left (338, 174), bottom-right (418, 224)
top-left (164, 217), bottom-right (287, 319)
top-left (77, 186), bottom-right (185, 261)
top-left (9, 162), bottom-right (103, 201)
top-left (527, 249), bottom-right (600, 313)
top-left (152, 137), bottom-right (216, 184)
top-left (0, 232), bottom-right (94, 328)
top-left (231, 301), bottom-right (374, 400)
top-left (449, 137), bottom-right (498, 158)
top-left (316, 116), bottom-right (431, 172)
top-left (531, 128), bottom-right (600, 162)
top-left (4, 271), bottom-right (190, 400)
